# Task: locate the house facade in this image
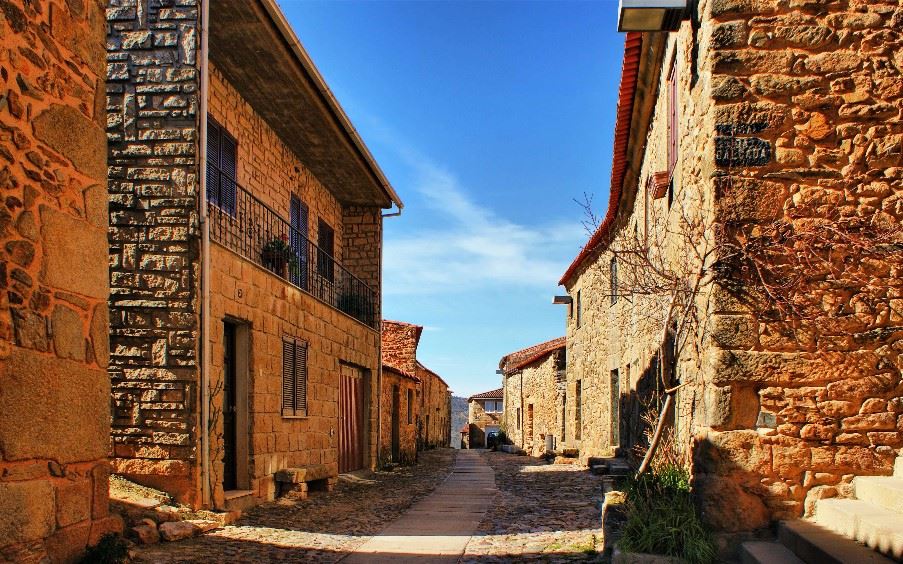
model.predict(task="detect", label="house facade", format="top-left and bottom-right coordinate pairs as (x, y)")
top-left (0, 1), bottom-right (119, 561)
top-left (107, 0), bottom-right (402, 510)
top-left (467, 389), bottom-right (503, 449)
top-left (380, 320), bottom-right (450, 465)
top-left (560, 0), bottom-right (902, 546)
top-left (500, 337), bottom-right (566, 457)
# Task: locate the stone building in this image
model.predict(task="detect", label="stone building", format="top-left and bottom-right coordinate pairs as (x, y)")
top-left (467, 389), bottom-right (503, 449)
top-left (559, 0), bottom-right (903, 553)
top-left (500, 337), bottom-right (566, 457)
top-left (0, 1), bottom-right (120, 561)
top-left (380, 320), bottom-right (451, 465)
top-left (107, 0), bottom-right (403, 510)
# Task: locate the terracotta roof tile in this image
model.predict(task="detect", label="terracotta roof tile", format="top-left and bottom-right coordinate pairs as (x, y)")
top-left (468, 388), bottom-right (503, 401)
top-left (498, 336), bottom-right (566, 374)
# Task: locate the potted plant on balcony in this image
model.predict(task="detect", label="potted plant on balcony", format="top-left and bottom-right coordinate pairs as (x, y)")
top-left (261, 234), bottom-right (297, 279)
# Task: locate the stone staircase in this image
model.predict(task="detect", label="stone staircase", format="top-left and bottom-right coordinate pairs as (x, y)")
top-left (741, 455), bottom-right (903, 563)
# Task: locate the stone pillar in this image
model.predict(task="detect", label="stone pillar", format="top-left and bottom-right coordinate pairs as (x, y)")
top-left (0, 1), bottom-right (118, 561)
top-left (106, 0), bottom-right (203, 506)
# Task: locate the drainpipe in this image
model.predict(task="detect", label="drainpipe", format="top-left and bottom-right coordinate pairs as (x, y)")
top-left (376, 205), bottom-right (401, 467)
top-left (198, 0), bottom-right (212, 508)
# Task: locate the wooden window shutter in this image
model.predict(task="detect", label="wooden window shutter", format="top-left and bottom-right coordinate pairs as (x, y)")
top-left (294, 340), bottom-right (308, 416)
top-left (206, 117), bottom-right (221, 207)
top-left (667, 58), bottom-right (678, 177)
top-left (220, 133), bottom-right (237, 215)
top-left (282, 338), bottom-right (295, 415)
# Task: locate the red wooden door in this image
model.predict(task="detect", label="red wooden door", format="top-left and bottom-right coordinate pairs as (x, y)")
top-left (338, 365), bottom-right (364, 474)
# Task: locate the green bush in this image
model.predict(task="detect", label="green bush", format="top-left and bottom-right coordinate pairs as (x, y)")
top-left (618, 465), bottom-right (715, 564)
top-left (80, 534), bottom-right (129, 564)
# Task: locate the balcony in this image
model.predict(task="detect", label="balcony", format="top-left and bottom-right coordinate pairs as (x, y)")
top-left (207, 183), bottom-right (378, 328)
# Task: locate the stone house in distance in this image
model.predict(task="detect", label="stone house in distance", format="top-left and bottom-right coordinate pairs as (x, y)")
top-left (559, 0), bottom-right (902, 555)
top-left (467, 388), bottom-right (503, 448)
top-left (500, 337), bottom-right (566, 457)
top-left (107, 0), bottom-right (403, 511)
top-left (0, 1), bottom-right (120, 561)
top-left (381, 320), bottom-right (451, 465)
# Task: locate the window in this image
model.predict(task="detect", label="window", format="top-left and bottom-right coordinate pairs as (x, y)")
top-left (281, 337), bottom-right (308, 417)
top-left (575, 379), bottom-right (582, 440)
top-left (407, 389), bottom-right (413, 424)
top-left (516, 407), bottom-right (522, 430)
top-left (206, 116), bottom-right (237, 215)
top-left (317, 219), bottom-right (335, 282)
top-left (576, 290), bottom-right (582, 328)
top-left (610, 256), bottom-right (618, 305)
top-left (485, 400), bottom-right (501, 413)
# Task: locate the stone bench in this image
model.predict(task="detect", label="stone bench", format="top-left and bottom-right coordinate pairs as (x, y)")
top-left (274, 465), bottom-right (337, 499)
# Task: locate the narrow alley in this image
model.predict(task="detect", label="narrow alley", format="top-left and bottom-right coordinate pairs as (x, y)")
top-left (132, 450), bottom-right (604, 563)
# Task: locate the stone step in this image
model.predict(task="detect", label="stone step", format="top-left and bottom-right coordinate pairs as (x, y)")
top-left (813, 499), bottom-right (903, 560)
top-left (223, 489), bottom-right (257, 514)
top-left (740, 541), bottom-right (804, 564)
top-left (855, 476), bottom-right (903, 515)
top-left (894, 457), bottom-right (903, 479)
top-left (778, 519), bottom-right (895, 564)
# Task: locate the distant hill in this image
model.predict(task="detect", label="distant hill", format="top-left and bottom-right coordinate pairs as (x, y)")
top-left (450, 395), bottom-right (468, 448)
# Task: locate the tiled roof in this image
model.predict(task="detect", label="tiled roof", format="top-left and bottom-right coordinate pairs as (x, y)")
top-left (498, 336), bottom-right (566, 374)
top-left (559, 32), bottom-right (643, 286)
top-left (468, 388), bottom-right (503, 401)
top-left (383, 364), bottom-right (421, 383)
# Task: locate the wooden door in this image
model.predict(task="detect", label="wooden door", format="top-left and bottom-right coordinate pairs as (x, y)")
top-left (338, 364), bottom-right (364, 473)
top-left (222, 322), bottom-right (238, 491)
top-left (391, 385), bottom-right (400, 462)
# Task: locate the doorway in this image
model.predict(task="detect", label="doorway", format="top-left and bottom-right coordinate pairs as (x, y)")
top-left (339, 364), bottom-right (365, 473)
top-left (221, 320), bottom-right (249, 493)
top-left (391, 385), bottom-right (400, 462)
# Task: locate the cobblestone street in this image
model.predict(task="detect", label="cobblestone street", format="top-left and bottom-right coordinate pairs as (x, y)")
top-left (463, 452), bottom-right (604, 563)
top-left (133, 449), bottom-right (604, 563)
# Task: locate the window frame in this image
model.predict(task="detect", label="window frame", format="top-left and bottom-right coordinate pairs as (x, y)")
top-left (610, 256), bottom-right (619, 305)
top-left (576, 289), bottom-right (582, 328)
top-left (407, 388), bottom-right (414, 424)
top-left (316, 218), bottom-right (335, 282)
top-left (281, 336), bottom-right (308, 418)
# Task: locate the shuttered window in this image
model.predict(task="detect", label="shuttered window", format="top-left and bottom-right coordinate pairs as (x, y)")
top-left (206, 116), bottom-right (237, 216)
top-left (281, 336), bottom-right (308, 417)
top-left (610, 256), bottom-right (619, 305)
top-left (667, 58), bottom-right (678, 177)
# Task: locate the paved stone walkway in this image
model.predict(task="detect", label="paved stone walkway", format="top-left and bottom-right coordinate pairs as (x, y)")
top-left (343, 449), bottom-right (495, 563)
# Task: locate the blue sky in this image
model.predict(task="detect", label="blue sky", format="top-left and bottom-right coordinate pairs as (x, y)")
top-left (281, 0), bottom-right (624, 397)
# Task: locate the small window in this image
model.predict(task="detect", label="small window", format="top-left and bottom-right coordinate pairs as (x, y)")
top-left (317, 219), bottom-right (335, 282)
top-left (206, 117), bottom-right (237, 216)
top-left (610, 256), bottom-right (618, 305)
top-left (576, 290), bottom-right (582, 328)
top-left (281, 337), bottom-right (308, 417)
top-left (407, 389), bottom-right (413, 424)
top-left (516, 407), bottom-right (522, 430)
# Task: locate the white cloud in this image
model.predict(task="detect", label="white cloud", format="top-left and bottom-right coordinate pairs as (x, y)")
top-left (383, 152), bottom-right (587, 296)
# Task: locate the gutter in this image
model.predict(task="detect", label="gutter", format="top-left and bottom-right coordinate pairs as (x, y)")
top-left (258, 0), bottom-right (404, 211)
top-left (198, 0), bottom-right (212, 508)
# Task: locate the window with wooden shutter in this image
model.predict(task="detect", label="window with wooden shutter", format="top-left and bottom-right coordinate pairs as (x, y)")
top-left (316, 219), bottom-right (335, 282)
top-left (667, 58), bottom-right (678, 178)
top-left (206, 116), bottom-right (237, 216)
top-left (610, 256), bottom-right (619, 305)
top-left (281, 336), bottom-right (308, 417)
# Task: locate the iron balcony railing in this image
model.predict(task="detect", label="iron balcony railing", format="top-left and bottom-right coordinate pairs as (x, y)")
top-left (207, 183), bottom-right (377, 328)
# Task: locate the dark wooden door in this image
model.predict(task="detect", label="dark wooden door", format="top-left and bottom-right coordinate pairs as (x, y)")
top-left (222, 322), bottom-right (238, 491)
top-left (338, 365), bottom-right (364, 473)
top-left (391, 385), bottom-right (400, 462)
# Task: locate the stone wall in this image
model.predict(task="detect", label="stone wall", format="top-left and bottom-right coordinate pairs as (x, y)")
top-left (467, 399), bottom-right (501, 448)
top-left (379, 368), bottom-right (419, 465)
top-left (417, 364), bottom-right (451, 449)
top-left (697, 0), bottom-right (903, 531)
top-left (0, 1), bottom-right (119, 561)
top-left (106, 0), bottom-right (203, 506)
top-left (563, 0), bottom-right (902, 536)
top-left (503, 353), bottom-right (565, 457)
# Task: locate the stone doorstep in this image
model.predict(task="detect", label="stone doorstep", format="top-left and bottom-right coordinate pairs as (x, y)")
top-left (854, 476), bottom-right (903, 515)
top-left (223, 490), bottom-right (258, 513)
top-left (813, 499), bottom-right (903, 560)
